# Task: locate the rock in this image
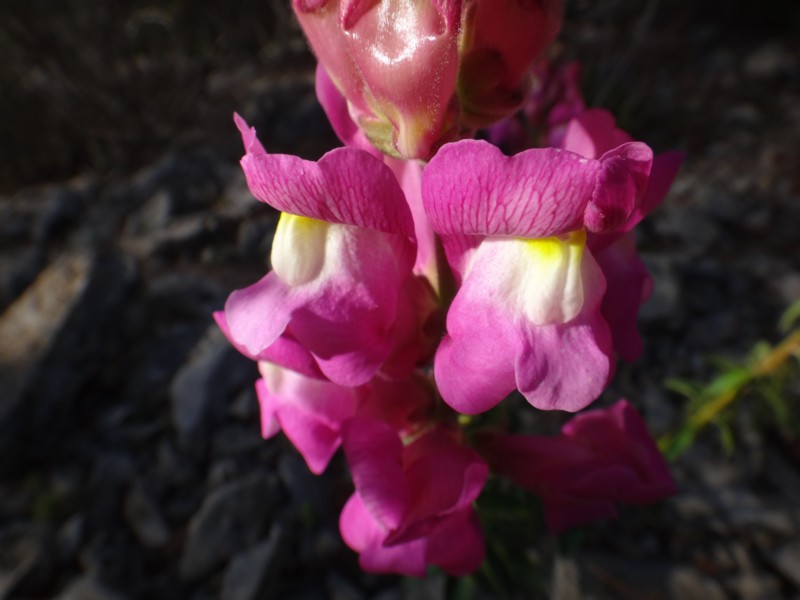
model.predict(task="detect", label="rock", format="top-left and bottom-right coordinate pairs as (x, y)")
top-left (170, 325), bottom-right (257, 445)
top-left (639, 254), bottom-right (682, 324)
top-left (668, 566), bottom-right (727, 600)
top-left (771, 540), bottom-right (800, 588)
top-left (220, 525), bottom-right (284, 600)
top-left (551, 554), bottom-right (581, 600)
top-left (180, 473), bottom-right (278, 580)
top-left (326, 572), bottom-right (364, 600)
top-left (0, 524), bottom-right (53, 598)
top-left (123, 482), bottom-right (171, 549)
top-left (278, 452), bottom-right (332, 519)
top-left (54, 575), bottom-right (126, 600)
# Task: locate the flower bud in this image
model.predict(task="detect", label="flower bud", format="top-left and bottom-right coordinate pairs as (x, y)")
top-left (294, 0), bottom-right (563, 160)
top-left (294, 0), bottom-right (462, 159)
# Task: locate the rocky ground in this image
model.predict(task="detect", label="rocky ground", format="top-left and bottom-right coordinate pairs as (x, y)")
top-left (1, 1), bottom-right (799, 598)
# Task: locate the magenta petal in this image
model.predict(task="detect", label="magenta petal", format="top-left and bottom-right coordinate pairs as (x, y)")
top-left (339, 493), bottom-right (427, 577)
top-left (223, 272), bottom-right (295, 359)
top-left (388, 428), bottom-right (488, 544)
top-left (422, 139), bottom-right (599, 238)
top-left (257, 364), bottom-right (361, 474)
top-left (562, 400), bottom-right (676, 502)
top-left (595, 233), bottom-right (651, 361)
top-left (424, 508), bottom-right (485, 576)
top-left (585, 142), bottom-right (653, 233)
top-left (434, 300), bottom-right (521, 415)
top-left (639, 150), bottom-right (684, 218)
top-left (216, 310), bottom-right (324, 375)
top-left (561, 108), bottom-right (631, 158)
top-left (254, 379), bottom-right (280, 439)
top-left (236, 117), bottom-right (414, 238)
top-left (342, 418), bottom-right (408, 531)
top-left (515, 311), bottom-right (613, 412)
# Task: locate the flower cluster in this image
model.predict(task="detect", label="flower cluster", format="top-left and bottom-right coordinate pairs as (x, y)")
top-left (217, 1), bottom-right (680, 577)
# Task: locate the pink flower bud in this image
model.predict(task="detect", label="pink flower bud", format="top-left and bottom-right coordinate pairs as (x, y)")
top-left (294, 0), bottom-right (462, 159)
top-left (295, 0), bottom-right (563, 159)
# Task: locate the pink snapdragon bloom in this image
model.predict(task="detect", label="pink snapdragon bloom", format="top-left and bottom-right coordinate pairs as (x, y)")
top-left (339, 417), bottom-right (487, 576)
top-left (222, 115), bottom-right (432, 387)
top-left (294, 0), bottom-right (462, 159)
top-left (479, 399), bottom-right (676, 533)
top-left (255, 363), bottom-right (433, 474)
top-left (421, 139), bottom-right (652, 414)
top-left (561, 109), bottom-right (683, 359)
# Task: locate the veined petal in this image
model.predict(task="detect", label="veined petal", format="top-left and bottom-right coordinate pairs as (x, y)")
top-left (235, 115), bottom-right (415, 238)
top-left (423, 139), bottom-right (597, 238)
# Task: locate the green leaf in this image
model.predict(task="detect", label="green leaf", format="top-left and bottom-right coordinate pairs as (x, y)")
top-left (779, 299), bottom-right (800, 333)
top-left (664, 378), bottom-right (703, 399)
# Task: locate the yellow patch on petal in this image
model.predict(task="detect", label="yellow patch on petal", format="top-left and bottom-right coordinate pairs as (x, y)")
top-left (519, 230), bottom-right (587, 325)
top-left (271, 213), bottom-right (329, 286)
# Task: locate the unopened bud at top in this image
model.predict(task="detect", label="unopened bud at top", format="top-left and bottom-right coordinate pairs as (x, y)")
top-left (293, 0), bottom-right (563, 160)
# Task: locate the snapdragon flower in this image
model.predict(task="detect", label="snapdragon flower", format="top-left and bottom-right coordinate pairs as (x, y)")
top-left (422, 138), bottom-right (653, 414)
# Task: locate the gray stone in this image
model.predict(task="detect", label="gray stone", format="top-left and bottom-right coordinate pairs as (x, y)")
top-left (668, 567), bottom-right (727, 600)
top-left (220, 526), bottom-right (284, 600)
top-left (123, 482), bottom-right (171, 549)
top-left (180, 473), bottom-right (278, 580)
top-left (771, 540), bottom-right (800, 588)
top-left (639, 254), bottom-right (681, 324)
top-left (170, 325), bottom-right (256, 444)
top-left (326, 572), bottom-right (364, 600)
top-left (551, 555), bottom-right (581, 600)
top-left (0, 524), bottom-right (53, 598)
top-left (54, 576), bottom-right (125, 600)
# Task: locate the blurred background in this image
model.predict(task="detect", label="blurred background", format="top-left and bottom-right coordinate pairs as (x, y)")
top-left (1, 0), bottom-right (799, 598)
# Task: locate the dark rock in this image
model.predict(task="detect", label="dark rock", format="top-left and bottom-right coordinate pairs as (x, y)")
top-left (668, 567), bottom-right (727, 600)
top-left (170, 325), bottom-right (256, 446)
top-left (0, 523), bottom-right (54, 598)
top-left (220, 525), bottom-right (284, 600)
top-left (180, 473), bottom-right (278, 580)
top-left (771, 540), bottom-right (800, 588)
top-left (123, 481), bottom-right (171, 549)
top-left (54, 575), bottom-right (126, 600)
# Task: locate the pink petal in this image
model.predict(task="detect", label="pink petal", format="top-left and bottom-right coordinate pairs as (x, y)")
top-left (515, 312), bottom-right (613, 412)
top-left (594, 233), bottom-right (651, 361)
top-left (388, 427), bottom-right (488, 544)
top-left (254, 379), bottom-right (280, 439)
top-left (256, 363), bottom-right (362, 474)
top-left (339, 493), bottom-right (428, 577)
top-left (341, 418), bottom-right (408, 531)
top-left (236, 116), bottom-right (414, 238)
top-left (422, 139), bottom-right (598, 239)
top-left (585, 142), bottom-right (653, 234)
top-left (561, 108), bottom-right (631, 158)
top-left (424, 508), bottom-right (485, 576)
top-left (434, 298), bottom-right (521, 415)
top-left (223, 272), bottom-right (296, 359)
